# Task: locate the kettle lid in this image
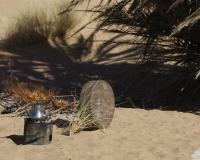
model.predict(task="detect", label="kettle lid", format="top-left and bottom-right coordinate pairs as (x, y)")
top-left (33, 102), bottom-right (43, 106)
top-left (32, 102), bottom-right (45, 110)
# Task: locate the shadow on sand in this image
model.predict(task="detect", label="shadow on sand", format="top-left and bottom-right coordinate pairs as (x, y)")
top-left (0, 34), bottom-right (142, 95)
top-left (0, 135), bottom-right (24, 145)
top-left (0, 34), bottom-right (195, 110)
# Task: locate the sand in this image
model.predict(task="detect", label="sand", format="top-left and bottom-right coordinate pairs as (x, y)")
top-left (0, 0), bottom-right (200, 160)
top-left (0, 109), bottom-right (200, 160)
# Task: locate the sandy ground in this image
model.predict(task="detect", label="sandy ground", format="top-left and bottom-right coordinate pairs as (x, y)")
top-left (0, 108), bottom-right (200, 160)
top-left (0, 0), bottom-right (200, 160)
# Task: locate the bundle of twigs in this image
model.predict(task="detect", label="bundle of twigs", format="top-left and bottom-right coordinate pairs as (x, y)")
top-left (0, 83), bottom-right (79, 117)
top-left (0, 95), bottom-right (79, 117)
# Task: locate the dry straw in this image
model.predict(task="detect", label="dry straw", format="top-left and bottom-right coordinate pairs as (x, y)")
top-left (63, 81), bottom-right (114, 136)
top-left (62, 86), bottom-right (100, 136)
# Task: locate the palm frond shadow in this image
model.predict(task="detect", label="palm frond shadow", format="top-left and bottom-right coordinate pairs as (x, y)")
top-left (2, 0), bottom-right (200, 112)
top-left (64, 18), bottom-right (200, 112)
top-left (65, 35), bottom-right (94, 63)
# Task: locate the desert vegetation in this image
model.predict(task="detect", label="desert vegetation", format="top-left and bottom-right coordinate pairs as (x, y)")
top-left (59, 0), bottom-right (200, 112)
top-left (62, 95), bottom-right (98, 136)
top-left (1, 0), bottom-right (200, 112)
top-left (1, 0), bottom-right (77, 47)
top-left (61, 80), bottom-right (115, 136)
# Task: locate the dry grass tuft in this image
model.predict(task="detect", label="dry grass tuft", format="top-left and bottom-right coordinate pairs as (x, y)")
top-left (1, 55), bottom-right (56, 104)
top-left (62, 92), bottom-right (99, 136)
top-left (2, 74), bottom-right (56, 104)
top-left (60, 80), bottom-right (116, 136)
top-left (1, 0), bottom-right (78, 47)
top-left (61, 80), bottom-right (115, 136)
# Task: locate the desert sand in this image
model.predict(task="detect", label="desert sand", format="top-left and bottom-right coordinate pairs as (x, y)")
top-left (0, 109), bottom-right (200, 160)
top-left (0, 0), bottom-right (200, 160)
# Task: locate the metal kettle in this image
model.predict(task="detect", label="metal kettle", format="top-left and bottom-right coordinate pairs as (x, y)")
top-left (29, 102), bottom-right (50, 121)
